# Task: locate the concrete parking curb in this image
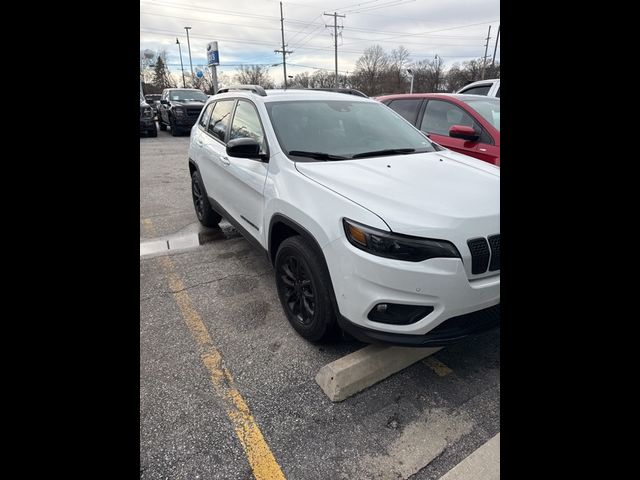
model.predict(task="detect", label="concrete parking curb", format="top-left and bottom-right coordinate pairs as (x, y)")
top-left (439, 433), bottom-right (500, 480)
top-left (315, 344), bottom-right (442, 402)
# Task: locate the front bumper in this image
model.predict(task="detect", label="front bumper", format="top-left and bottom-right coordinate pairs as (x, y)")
top-left (323, 237), bottom-right (500, 341)
top-left (338, 304), bottom-right (499, 346)
top-left (173, 114), bottom-right (199, 127)
top-left (140, 118), bottom-right (155, 130)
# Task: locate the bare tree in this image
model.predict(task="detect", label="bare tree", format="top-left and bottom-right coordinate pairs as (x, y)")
top-left (234, 65), bottom-right (275, 88)
top-left (352, 45), bottom-right (389, 96)
top-left (289, 72), bottom-right (311, 88)
top-left (385, 46), bottom-right (410, 93)
top-left (310, 70), bottom-right (336, 88)
top-left (444, 58), bottom-right (500, 92)
top-left (410, 56), bottom-right (445, 93)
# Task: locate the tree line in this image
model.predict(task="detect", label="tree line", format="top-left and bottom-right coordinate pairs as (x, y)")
top-left (140, 44), bottom-right (499, 96)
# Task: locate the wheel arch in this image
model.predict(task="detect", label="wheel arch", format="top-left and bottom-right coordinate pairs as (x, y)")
top-left (268, 214), bottom-right (340, 316)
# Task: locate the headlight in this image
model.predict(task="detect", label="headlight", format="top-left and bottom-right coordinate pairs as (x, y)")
top-left (343, 218), bottom-right (461, 262)
top-left (143, 107), bottom-right (153, 117)
top-left (173, 107), bottom-right (185, 116)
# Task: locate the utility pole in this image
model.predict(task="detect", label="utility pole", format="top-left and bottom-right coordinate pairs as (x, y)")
top-left (481, 25), bottom-right (491, 80)
top-left (176, 38), bottom-right (186, 88)
top-left (491, 25), bottom-right (500, 68)
top-left (184, 26), bottom-right (194, 86)
top-left (274, 2), bottom-right (293, 89)
top-left (324, 11), bottom-right (345, 88)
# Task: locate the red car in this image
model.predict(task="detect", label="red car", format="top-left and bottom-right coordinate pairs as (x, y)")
top-left (375, 93), bottom-right (500, 166)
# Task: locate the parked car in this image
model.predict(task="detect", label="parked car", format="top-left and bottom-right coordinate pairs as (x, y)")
top-left (158, 88), bottom-right (208, 136)
top-left (140, 93), bottom-right (157, 137)
top-left (144, 94), bottom-right (162, 119)
top-left (375, 93), bottom-right (500, 166)
top-left (188, 85), bottom-right (500, 346)
top-left (456, 78), bottom-right (500, 98)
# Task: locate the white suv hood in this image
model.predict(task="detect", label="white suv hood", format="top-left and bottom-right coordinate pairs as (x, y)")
top-left (295, 150), bottom-right (500, 239)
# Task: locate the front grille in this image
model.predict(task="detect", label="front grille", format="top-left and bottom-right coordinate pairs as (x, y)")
top-left (468, 238), bottom-right (490, 274)
top-left (488, 234), bottom-right (500, 271)
top-left (468, 234), bottom-right (500, 274)
top-left (187, 108), bottom-right (203, 117)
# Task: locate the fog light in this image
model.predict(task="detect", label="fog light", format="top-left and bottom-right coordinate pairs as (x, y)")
top-left (368, 303), bottom-right (434, 325)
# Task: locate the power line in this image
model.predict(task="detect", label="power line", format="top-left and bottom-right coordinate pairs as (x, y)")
top-left (340, 0), bottom-right (416, 14)
top-left (340, 20), bottom-right (499, 46)
top-left (140, 10), bottom-right (310, 34)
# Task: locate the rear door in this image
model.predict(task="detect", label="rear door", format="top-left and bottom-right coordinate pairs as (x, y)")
top-left (197, 99), bottom-right (236, 213)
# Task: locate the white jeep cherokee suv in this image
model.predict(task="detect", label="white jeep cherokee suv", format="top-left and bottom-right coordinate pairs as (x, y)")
top-left (188, 85), bottom-right (500, 346)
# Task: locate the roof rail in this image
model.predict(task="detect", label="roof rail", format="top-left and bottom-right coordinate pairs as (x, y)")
top-left (216, 85), bottom-right (267, 96)
top-left (309, 88), bottom-right (368, 98)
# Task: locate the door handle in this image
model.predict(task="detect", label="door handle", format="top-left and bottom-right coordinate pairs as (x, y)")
top-left (221, 156), bottom-right (230, 166)
top-left (195, 139), bottom-right (203, 146)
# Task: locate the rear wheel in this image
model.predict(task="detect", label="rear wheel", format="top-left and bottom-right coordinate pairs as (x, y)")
top-left (191, 171), bottom-right (222, 227)
top-left (275, 236), bottom-right (337, 342)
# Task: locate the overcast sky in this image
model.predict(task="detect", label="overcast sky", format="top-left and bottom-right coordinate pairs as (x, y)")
top-left (140, 0), bottom-right (500, 83)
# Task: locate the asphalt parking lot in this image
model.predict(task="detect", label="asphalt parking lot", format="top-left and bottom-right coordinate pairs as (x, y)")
top-left (140, 125), bottom-right (500, 479)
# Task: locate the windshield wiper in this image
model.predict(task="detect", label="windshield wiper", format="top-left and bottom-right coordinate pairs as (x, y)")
top-left (287, 150), bottom-right (348, 161)
top-left (351, 148), bottom-right (416, 159)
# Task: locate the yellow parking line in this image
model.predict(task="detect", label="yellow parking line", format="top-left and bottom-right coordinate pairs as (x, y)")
top-left (424, 356), bottom-right (454, 377)
top-left (143, 219), bottom-right (285, 480)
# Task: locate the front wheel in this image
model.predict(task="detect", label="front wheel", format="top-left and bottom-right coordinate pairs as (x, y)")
top-left (275, 236), bottom-right (337, 342)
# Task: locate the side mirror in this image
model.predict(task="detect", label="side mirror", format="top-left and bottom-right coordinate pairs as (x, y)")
top-left (226, 137), bottom-right (265, 160)
top-left (449, 125), bottom-right (479, 141)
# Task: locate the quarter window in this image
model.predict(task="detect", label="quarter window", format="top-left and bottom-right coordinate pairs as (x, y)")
top-left (208, 100), bottom-right (234, 142)
top-left (199, 103), bottom-right (215, 128)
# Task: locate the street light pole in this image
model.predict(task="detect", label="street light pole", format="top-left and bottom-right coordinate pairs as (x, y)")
top-left (184, 26), bottom-right (194, 86)
top-left (408, 69), bottom-right (414, 94)
top-left (176, 38), bottom-right (186, 88)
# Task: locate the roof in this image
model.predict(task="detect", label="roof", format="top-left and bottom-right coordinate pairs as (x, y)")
top-left (212, 88), bottom-right (373, 103)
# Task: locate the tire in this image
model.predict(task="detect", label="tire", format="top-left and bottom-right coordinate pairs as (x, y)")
top-left (275, 236), bottom-right (337, 342)
top-left (159, 117), bottom-right (167, 131)
top-left (191, 171), bottom-right (222, 227)
top-left (170, 116), bottom-right (181, 136)
top-left (148, 127), bottom-right (157, 137)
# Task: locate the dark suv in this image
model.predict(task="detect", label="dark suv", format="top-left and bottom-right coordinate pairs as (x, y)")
top-left (144, 94), bottom-right (162, 119)
top-left (158, 88), bottom-right (208, 136)
top-left (140, 93), bottom-right (157, 137)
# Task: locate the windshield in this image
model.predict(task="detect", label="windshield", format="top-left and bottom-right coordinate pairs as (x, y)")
top-left (461, 98), bottom-right (500, 131)
top-left (266, 100), bottom-right (436, 160)
top-left (169, 90), bottom-right (208, 102)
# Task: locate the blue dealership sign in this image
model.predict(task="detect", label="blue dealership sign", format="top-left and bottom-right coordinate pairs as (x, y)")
top-left (207, 41), bottom-right (220, 66)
